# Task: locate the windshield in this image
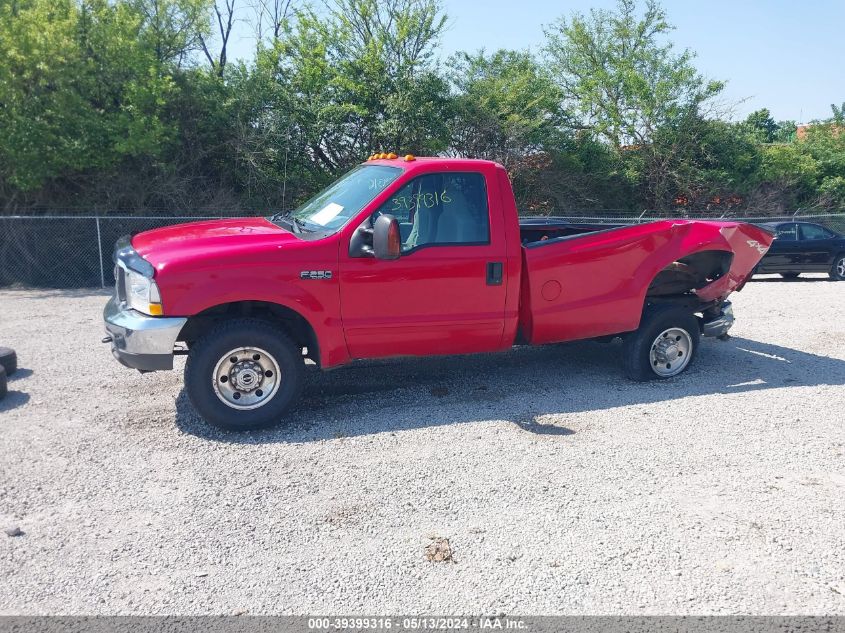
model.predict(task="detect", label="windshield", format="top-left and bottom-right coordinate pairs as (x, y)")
top-left (289, 165), bottom-right (402, 232)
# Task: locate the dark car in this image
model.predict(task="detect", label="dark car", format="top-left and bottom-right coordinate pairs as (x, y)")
top-left (754, 221), bottom-right (845, 280)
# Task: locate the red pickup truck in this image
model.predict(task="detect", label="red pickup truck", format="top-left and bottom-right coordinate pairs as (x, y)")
top-left (104, 155), bottom-right (773, 430)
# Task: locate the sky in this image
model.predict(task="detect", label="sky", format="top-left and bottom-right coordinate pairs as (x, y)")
top-left (228, 0), bottom-right (845, 124)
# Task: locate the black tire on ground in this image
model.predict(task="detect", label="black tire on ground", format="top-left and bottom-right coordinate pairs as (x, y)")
top-left (830, 254), bottom-right (845, 281)
top-left (780, 272), bottom-right (800, 279)
top-left (0, 346), bottom-right (17, 376)
top-left (0, 365), bottom-right (7, 400)
top-left (622, 305), bottom-right (701, 382)
top-left (185, 318), bottom-right (305, 431)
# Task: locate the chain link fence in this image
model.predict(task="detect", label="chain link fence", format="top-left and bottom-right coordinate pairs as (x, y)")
top-left (0, 211), bottom-right (252, 289)
top-left (1, 210), bottom-right (844, 289)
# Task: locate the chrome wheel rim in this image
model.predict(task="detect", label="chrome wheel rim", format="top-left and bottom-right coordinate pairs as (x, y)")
top-left (649, 328), bottom-right (693, 377)
top-left (212, 347), bottom-right (281, 410)
top-left (837, 257), bottom-right (845, 277)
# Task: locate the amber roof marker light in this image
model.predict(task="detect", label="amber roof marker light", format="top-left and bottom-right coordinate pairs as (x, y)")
top-left (366, 152), bottom-right (407, 161)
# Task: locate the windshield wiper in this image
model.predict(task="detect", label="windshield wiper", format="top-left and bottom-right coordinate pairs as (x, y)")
top-left (271, 211), bottom-right (307, 234)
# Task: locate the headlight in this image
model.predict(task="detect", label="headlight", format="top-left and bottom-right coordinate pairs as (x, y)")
top-left (125, 269), bottom-right (163, 316)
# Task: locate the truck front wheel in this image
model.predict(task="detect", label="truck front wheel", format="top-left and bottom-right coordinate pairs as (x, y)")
top-left (185, 319), bottom-right (305, 431)
top-left (622, 306), bottom-right (700, 381)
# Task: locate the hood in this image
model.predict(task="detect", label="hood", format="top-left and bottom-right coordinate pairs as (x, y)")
top-left (131, 217), bottom-right (299, 271)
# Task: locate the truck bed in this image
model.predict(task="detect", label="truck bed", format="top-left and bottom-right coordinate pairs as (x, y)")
top-left (519, 217), bottom-right (621, 245)
top-left (516, 219), bottom-right (772, 345)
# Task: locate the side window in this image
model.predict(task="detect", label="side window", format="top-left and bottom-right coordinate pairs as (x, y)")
top-left (378, 180), bottom-right (415, 224)
top-left (775, 224), bottom-right (798, 241)
top-left (799, 224), bottom-right (833, 240)
top-left (372, 179), bottom-right (418, 245)
top-left (373, 172), bottom-right (490, 252)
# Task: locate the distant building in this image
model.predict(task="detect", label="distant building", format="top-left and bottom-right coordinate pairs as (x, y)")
top-left (796, 123), bottom-right (842, 140)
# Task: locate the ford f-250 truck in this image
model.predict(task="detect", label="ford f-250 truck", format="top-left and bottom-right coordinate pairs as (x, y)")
top-left (104, 155), bottom-right (773, 431)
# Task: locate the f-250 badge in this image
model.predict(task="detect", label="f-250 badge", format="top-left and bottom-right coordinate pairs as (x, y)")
top-left (300, 270), bottom-right (333, 280)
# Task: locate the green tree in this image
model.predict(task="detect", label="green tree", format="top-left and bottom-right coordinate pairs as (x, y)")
top-left (544, 0), bottom-right (723, 150)
top-left (830, 102), bottom-right (845, 125)
top-left (1, 0), bottom-right (843, 216)
top-left (0, 0), bottom-right (218, 201)
top-left (543, 0), bottom-right (725, 209)
top-left (802, 121), bottom-right (845, 208)
top-left (772, 120), bottom-right (797, 143)
top-left (641, 115), bottom-right (760, 209)
top-left (129, 0), bottom-right (210, 66)
top-left (741, 109), bottom-right (796, 144)
top-left (746, 143), bottom-right (819, 211)
top-left (447, 49), bottom-right (568, 170)
top-left (0, 0), bottom-right (88, 193)
top-left (743, 108), bottom-right (778, 143)
top-left (271, 0), bottom-right (451, 175)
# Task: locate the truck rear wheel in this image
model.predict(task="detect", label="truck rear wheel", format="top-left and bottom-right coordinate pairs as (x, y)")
top-left (622, 306), bottom-right (700, 381)
top-left (185, 319), bottom-right (305, 431)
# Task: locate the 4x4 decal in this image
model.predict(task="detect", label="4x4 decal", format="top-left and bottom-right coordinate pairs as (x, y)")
top-left (746, 240), bottom-right (768, 255)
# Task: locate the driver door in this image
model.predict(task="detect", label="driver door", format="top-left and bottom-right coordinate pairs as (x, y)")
top-left (338, 170), bottom-right (509, 359)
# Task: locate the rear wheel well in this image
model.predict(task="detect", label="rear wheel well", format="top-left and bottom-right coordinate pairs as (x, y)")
top-left (647, 250), bottom-right (733, 298)
top-left (178, 301), bottom-right (319, 365)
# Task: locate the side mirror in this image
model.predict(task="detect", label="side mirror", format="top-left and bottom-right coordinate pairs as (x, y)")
top-left (373, 214), bottom-right (401, 260)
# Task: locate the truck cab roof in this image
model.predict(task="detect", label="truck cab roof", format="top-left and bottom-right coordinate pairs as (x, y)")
top-left (365, 156), bottom-right (504, 171)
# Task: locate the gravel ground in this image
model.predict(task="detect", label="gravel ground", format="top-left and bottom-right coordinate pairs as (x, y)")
top-left (1, 276), bottom-right (844, 615)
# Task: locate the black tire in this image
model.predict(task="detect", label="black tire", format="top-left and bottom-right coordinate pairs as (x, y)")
top-left (830, 254), bottom-right (845, 281)
top-left (185, 318), bottom-right (305, 431)
top-left (0, 346), bottom-right (17, 376)
top-left (780, 272), bottom-right (800, 279)
top-left (0, 365), bottom-right (7, 400)
top-left (622, 305), bottom-right (700, 381)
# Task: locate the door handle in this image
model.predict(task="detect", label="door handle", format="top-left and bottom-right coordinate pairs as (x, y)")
top-left (486, 262), bottom-right (503, 286)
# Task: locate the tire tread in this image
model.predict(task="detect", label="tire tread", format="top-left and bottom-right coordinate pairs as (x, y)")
top-left (622, 305), bottom-right (700, 381)
top-left (185, 318), bottom-right (304, 431)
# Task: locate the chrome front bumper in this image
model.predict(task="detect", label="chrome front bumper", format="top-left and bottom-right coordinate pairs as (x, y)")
top-left (701, 301), bottom-right (735, 338)
top-left (103, 296), bottom-right (187, 371)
